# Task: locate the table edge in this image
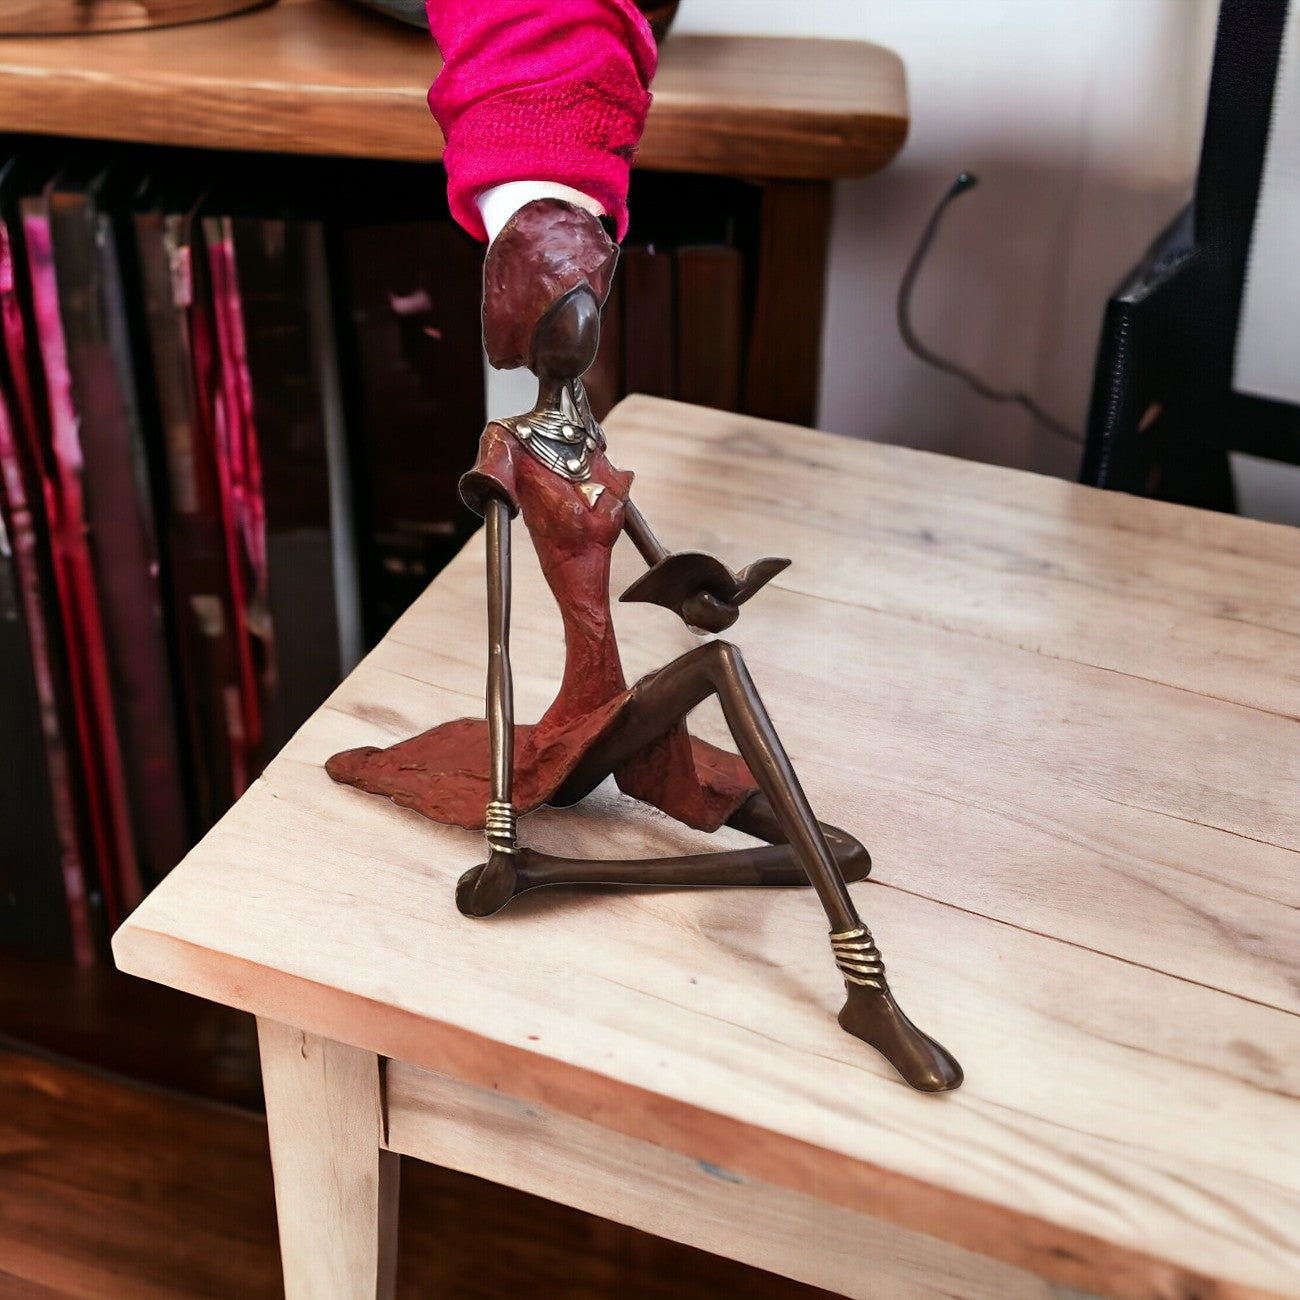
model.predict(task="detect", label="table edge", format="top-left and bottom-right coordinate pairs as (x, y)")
top-left (111, 918), bottom-right (1283, 1300)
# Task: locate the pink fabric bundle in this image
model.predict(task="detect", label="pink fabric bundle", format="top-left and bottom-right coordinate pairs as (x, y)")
top-left (424, 1), bottom-right (657, 241)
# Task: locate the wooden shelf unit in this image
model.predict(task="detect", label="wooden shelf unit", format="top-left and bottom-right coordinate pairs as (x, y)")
top-left (0, 0), bottom-right (909, 424)
top-left (0, 0), bottom-right (907, 175)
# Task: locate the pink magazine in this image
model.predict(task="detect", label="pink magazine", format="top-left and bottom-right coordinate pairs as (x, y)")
top-left (200, 215), bottom-right (268, 774)
top-left (0, 224), bottom-right (95, 964)
top-left (22, 189), bottom-right (141, 929)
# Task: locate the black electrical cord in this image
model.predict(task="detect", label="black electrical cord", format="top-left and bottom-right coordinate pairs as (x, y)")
top-left (896, 171), bottom-right (1082, 445)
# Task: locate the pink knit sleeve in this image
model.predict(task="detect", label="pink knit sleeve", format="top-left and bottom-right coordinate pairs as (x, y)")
top-left (424, 1), bottom-right (657, 243)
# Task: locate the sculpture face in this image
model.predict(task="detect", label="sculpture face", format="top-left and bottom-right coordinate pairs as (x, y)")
top-left (529, 286), bottom-right (601, 380)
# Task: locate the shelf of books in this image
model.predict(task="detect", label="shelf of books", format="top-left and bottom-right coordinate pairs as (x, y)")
top-left (0, 141), bottom-right (762, 964)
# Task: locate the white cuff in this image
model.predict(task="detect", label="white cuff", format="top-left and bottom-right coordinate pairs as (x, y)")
top-left (477, 182), bottom-right (606, 244)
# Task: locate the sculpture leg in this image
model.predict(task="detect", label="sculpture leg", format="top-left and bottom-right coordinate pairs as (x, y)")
top-left (456, 829), bottom-right (867, 915)
top-left (729, 793), bottom-right (872, 883)
top-left (620, 643), bottom-right (959, 1091)
top-left (465, 642), bottom-right (960, 1090)
top-left (457, 706), bottom-right (868, 919)
top-left (556, 642), bottom-right (860, 928)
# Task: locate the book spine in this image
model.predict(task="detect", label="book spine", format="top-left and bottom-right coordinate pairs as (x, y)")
top-left (48, 185), bottom-right (192, 895)
top-left (620, 243), bottom-right (675, 400)
top-left (231, 215), bottom-right (344, 754)
top-left (0, 349), bottom-right (90, 963)
top-left (140, 208), bottom-right (255, 830)
top-left (200, 215), bottom-right (267, 777)
top-left (23, 196), bottom-right (137, 936)
top-left (303, 221), bottom-right (363, 676)
top-left (338, 218), bottom-right (484, 640)
top-left (674, 244), bottom-right (743, 412)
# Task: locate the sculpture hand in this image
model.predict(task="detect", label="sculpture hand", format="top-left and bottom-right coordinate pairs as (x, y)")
top-left (621, 551), bottom-right (789, 623)
top-left (680, 589), bottom-right (739, 634)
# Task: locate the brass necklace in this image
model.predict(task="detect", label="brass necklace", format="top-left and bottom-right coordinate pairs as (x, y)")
top-left (500, 379), bottom-right (606, 483)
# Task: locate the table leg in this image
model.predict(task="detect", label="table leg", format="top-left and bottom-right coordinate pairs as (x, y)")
top-left (257, 1018), bottom-right (400, 1299)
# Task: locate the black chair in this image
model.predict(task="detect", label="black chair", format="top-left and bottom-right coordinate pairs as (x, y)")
top-left (1081, 0), bottom-right (1300, 511)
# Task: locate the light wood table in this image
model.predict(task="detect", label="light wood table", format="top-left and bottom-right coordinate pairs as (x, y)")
top-left (114, 397), bottom-right (1300, 1300)
top-left (0, 0), bottom-right (907, 426)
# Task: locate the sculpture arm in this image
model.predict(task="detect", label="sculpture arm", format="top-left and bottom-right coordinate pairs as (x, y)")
top-left (483, 496), bottom-right (518, 852)
top-left (621, 498), bottom-right (670, 566)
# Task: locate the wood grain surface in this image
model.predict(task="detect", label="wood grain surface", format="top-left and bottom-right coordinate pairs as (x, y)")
top-left (0, 1045), bottom-right (283, 1298)
top-left (0, 0), bottom-right (907, 178)
top-left (114, 397), bottom-right (1300, 1300)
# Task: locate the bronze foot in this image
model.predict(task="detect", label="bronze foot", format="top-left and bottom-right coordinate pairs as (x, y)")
top-left (838, 980), bottom-right (963, 1092)
top-left (817, 826), bottom-right (871, 881)
top-left (456, 850), bottom-right (521, 917)
top-left (726, 794), bottom-right (871, 883)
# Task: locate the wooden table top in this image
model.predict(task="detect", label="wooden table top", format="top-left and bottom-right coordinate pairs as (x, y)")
top-left (114, 397), bottom-right (1300, 1300)
top-left (0, 0), bottom-right (908, 178)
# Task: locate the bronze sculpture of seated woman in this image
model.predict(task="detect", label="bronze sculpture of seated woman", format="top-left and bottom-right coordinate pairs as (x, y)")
top-left (328, 199), bottom-right (961, 1092)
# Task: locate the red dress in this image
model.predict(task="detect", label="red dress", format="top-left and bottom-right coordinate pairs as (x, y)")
top-left (326, 423), bottom-right (757, 832)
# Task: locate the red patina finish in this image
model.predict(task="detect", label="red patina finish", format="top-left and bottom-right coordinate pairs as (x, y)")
top-left (326, 422), bottom-right (755, 831)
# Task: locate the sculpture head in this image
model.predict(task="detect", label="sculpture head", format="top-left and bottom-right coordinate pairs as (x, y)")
top-left (481, 199), bottom-right (617, 373)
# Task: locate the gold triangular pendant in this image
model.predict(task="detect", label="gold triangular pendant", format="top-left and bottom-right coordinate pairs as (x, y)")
top-left (577, 482), bottom-right (605, 508)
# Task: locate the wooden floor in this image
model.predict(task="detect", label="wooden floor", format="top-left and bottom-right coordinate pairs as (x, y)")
top-left (0, 957), bottom-right (263, 1111)
top-left (0, 1041), bottom-right (839, 1299)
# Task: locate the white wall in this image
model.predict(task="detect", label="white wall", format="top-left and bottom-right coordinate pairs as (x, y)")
top-left (674, 0), bottom-right (1219, 478)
